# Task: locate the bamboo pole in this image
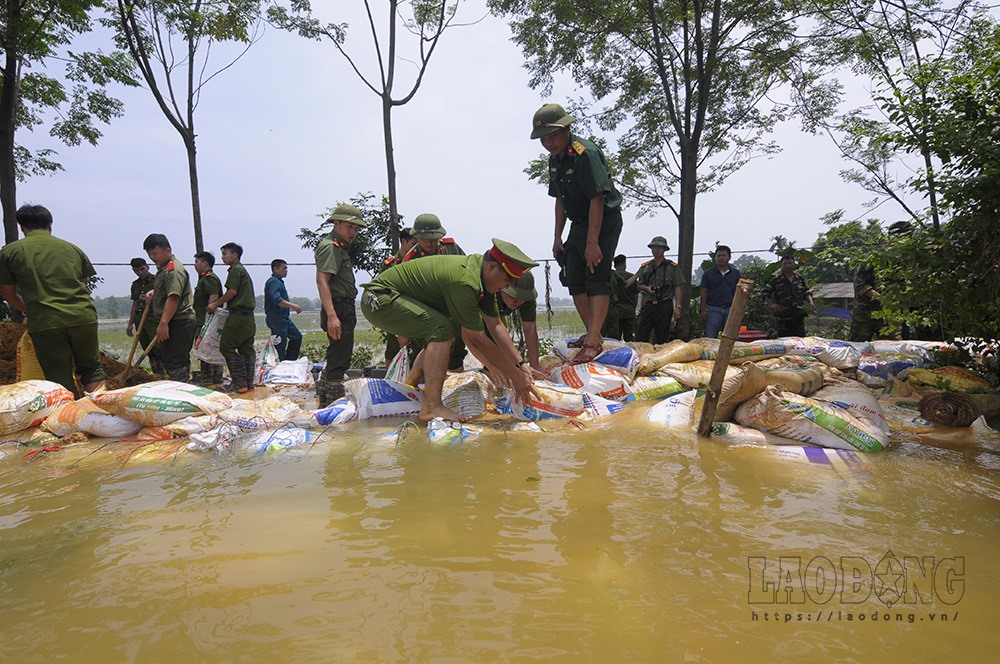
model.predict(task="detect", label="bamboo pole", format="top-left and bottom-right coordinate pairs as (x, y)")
top-left (697, 279), bottom-right (754, 437)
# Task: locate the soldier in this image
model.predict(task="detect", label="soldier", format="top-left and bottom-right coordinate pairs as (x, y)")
top-left (315, 204), bottom-right (366, 406)
top-left (126, 257), bottom-right (164, 374)
top-left (361, 238), bottom-right (540, 423)
top-left (379, 226), bottom-right (415, 363)
top-left (763, 255), bottom-right (815, 338)
top-left (142, 234), bottom-right (197, 383)
top-left (489, 270), bottom-right (542, 372)
top-left (850, 263), bottom-right (881, 342)
top-left (207, 242), bottom-right (256, 394)
top-left (628, 236), bottom-right (685, 344)
top-left (614, 254), bottom-right (637, 342)
top-left (192, 251), bottom-right (223, 385)
top-left (532, 102), bottom-right (623, 364)
top-left (0, 204), bottom-right (106, 398)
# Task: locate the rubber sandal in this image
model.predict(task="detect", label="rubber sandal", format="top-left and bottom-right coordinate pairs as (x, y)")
top-left (571, 342), bottom-right (604, 365)
top-left (566, 334), bottom-right (587, 349)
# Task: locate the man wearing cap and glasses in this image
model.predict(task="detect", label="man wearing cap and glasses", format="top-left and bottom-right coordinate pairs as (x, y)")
top-left (531, 102), bottom-right (623, 364)
top-left (488, 270), bottom-right (543, 373)
top-left (361, 238), bottom-right (541, 423)
top-left (315, 203), bottom-right (366, 406)
top-left (627, 236), bottom-right (685, 344)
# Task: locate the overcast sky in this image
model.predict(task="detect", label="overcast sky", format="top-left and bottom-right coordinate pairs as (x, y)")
top-left (15, 1), bottom-right (919, 299)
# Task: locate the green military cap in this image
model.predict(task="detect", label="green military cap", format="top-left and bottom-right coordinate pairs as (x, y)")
top-left (648, 236), bottom-right (670, 249)
top-left (411, 213), bottom-right (446, 240)
top-left (489, 238), bottom-right (539, 278)
top-left (530, 103), bottom-right (577, 139)
top-left (328, 203), bottom-right (366, 227)
top-left (502, 269), bottom-right (537, 302)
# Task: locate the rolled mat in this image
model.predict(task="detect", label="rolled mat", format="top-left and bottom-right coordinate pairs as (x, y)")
top-left (918, 391), bottom-right (980, 428)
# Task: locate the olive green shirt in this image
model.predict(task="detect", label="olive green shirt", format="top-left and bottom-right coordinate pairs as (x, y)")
top-left (224, 262), bottom-right (255, 311)
top-left (130, 274), bottom-right (155, 319)
top-left (547, 133), bottom-right (623, 223)
top-left (365, 254), bottom-right (499, 332)
top-left (635, 259), bottom-right (685, 306)
top-left (315, 230), bottom-right (357, 299)
top-left (495, 292), bottom-right (537, 323)
top-left (194, 271), bottom-right (223, 327)
top-left (151, 255), bottom-right (195, 321)
top-left (403, 238), bottom-right (465, 260)
top-left (0, 229), bottom-right (98, 333)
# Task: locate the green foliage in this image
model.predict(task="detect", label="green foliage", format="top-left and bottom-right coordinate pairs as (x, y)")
top-left (799, 213), bottom-right (885, 285)
top-left (298, 191), bottom-right (398, 276)
top-left (732, 256), bottom-right (778, 337)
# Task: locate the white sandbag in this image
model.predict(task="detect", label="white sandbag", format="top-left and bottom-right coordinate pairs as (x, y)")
top-left (428, 418), bottom-right (483, 445)
top-left (308, 397), bottom-right (358, 426)
top-left (552, 337), bottom-right (628, 361)
top-left (857, 352), bottom-right (923, 385)
top-left (217, 396), bottom-right (306, 430)
top-left (442, 371), bottom-right (495, 419)
top-left (192, 309), bottom-right (229, 365)
top-left (549, 362), bottom-right (633, 401)
top-left (716, 363), bottom-right (768, 422)
top-left (42, 398), bottom-right (143, 438)
top-left (239, 427), bottom-right (316, 453)
top-left (629, 376), bottom-right (689, 401)
top-left (645, 390), bottom-right (697, 429)
top-left (699, 339), bottom-right (790, 363)
top-left (0, 380), bottom-right (78, 436)
top-left (0, 425), bottom-right (59, 447)
top-left (253, 336), bottom-right (281, 386)
top-left (260, 357), bottom-right (312, 385)
top-left (636, 340), bottom-right (706, 375)
top-left (590, 345), bottom-right (641, 380)
top-left (136, 414), bottom-right (220, 441)
top-left (658, 360), bottom-right (738, 389)
top-left (345, 378), bottom-right (423, 419)
top-left (90, 381), bottom-right (234, 427)
top-left (385, 346), bottom-right (410, 384)
top-left (710, 421), bottom-right (803, 446)
top-left (813, 380), bottom-right (890, 434)
top-left (734, 385), bottom-right (887, 452)
top-left (755, 358), bottom-right (827, 397)
top-left (494, 381), bottom-right (586, 421)
top-left (580, 393), bottom-right (627, 419)
top-left (783, 336), bottom-right (861, 370)
top-left (870, 339), bottom-right (953, 362)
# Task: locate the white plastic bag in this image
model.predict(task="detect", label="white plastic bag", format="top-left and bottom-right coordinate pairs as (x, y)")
top-left (260, 357), bottom-right (312, 385)
top-left (192, 309), bottom-right (229, 365)
top-left (254, 336), bottom-right (281, 386)
top-left (385, 347), bottom-right (410, 384)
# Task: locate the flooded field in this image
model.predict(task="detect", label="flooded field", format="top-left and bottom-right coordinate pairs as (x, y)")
top-left (1, 407), bottom-right (996, 661)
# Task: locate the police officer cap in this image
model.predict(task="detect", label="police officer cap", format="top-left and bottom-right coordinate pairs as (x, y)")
top-left (648, 236), bottom-right (670, 249)
top-left (411, 213), bottom-right (446, 240)
top-left (328, 203), bottom-right (366, 227)
top-left (502, 270), bottom-right (537, 302)
top-left (489, 238), bottom-right (539, 278)
top-left (530, 103), bottom-right (577, 139)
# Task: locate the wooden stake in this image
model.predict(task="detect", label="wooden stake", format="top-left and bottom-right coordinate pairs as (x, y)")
top-left (697, 279), bottom-right (754, 437)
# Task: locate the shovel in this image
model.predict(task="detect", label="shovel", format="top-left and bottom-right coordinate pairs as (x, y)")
top-left (108, 337), bottom-right (159, 389)
top-left (123, 303), bottom-right (152, 373)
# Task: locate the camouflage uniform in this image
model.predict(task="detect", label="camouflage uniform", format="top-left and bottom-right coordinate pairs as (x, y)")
top-left (850, 264), bottom-right (881, 342)
top-left (763, 272), bottom-right (812, 338)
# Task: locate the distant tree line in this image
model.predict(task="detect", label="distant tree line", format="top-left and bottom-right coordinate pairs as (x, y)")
top-left (92, 294), bottom-right (321, 319)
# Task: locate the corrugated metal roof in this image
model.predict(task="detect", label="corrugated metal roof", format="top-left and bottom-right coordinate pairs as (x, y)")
top-left (812, 282), bottom-right (854, 299)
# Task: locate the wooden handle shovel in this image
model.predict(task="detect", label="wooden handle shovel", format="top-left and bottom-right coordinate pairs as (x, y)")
top-left (124, 302), bottom-right (152, 372)
top-left (109, 337), bottom-right (159, 389)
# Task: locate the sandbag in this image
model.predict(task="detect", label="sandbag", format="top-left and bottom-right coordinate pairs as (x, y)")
top-left (428, 418), bottom-right (483, 445)
top-left (42, 398), bottom-right (143, 438)
top-left (580, 393), bottom-right (627, 419)
top-left (442, 371), bottom-right (495, 419)
top-left (552, 337), bottom-right (628, 361)
top-left (629, 376), bottom-right (688, 401)
top-left (538, 354), bottom-right (563, 374)
top-left (135, 414), bottom-right (220, 441)
top-left (260, 357), bottom-right (312, 385)
top-left (857, 352), bottom-right (924, 387)
top-left (658, 360), bottom-right (738, 389)
top-left (15, 333), bottom-right (46, 381)
top-left (494, 381), bottom-right (585, 421)
top-left (716, 362), bottom-right (768, 422)
top-left (90, 381), bottom-right (234, 427)
top-left (906, 366), bottom-right (995, 394)
top-left (385, 347), bottom-right (410, 384)
top-left (253, 337), bottom-right (281, 386)
top-left (636, 340), bottom-right (705, 375)
top-left (710, 421), bottom-right (802, 446)
top-left (813, 380), bottom-right (890, 435)
top-left (645, 390), bottom-right (697, 429)
top-left (217, 396), bottom-right (306, 430)
top-left (734, 385), bottom-right (887, 452)
top-left (310, 397), bottom-right (358, 426)
top-left (192, 309), bottom-right (229, 365)
top-left (0, 425), bottom-right (59, 447)
top-left (783, 336), bottom-right (861, 370)
top-left (699, 339), bottom-right (790, 363)
top-left (550, 362), bottom-right (633, 401)
top-left (757, 361), bottom-right (826, 397)
top-left (0, 380), bottom-right (76, 436)
top-left (870, 339), bottom-right (953, 363)
top-left (345, 378), bottom-right (423, 419)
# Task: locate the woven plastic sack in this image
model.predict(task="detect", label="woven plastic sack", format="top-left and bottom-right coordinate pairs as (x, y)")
top-left (549, 362), bottom-right (633, 401)
top-left (699, 339), bottom-right (790, 363)
top-left (42, 398), bottom-right (143, 438)
top-left (345, 378), bottom-right (422, 419)
top-left (442, 371), bottom-right (495, 419)
top-left (192, 309), bottom-right (228, 365)
top-left (629, 376), bottom-right (688, 401)
top-left (90, 381), bottom-right (234, 427)
top-left (15, 333), bottom-right (46, 381)
top-left (494, 381), bottom-right (586, 421)
top-left (0, 380), bottom-right (75, 436)
top-left (645, 390), bottom-right (697, 429)
top-left (636, 340), bottom-right (705, 375)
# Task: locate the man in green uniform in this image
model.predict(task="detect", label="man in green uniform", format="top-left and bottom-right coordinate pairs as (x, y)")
top-left (402, 213), bottom-right (468, 371)
top-left (628, 237), bottom-right (685, 344)
top-left (0, 204), bottom-right (105, 397)
top-left (602, 255), bottom-right (637, 341)
top-left (361, 239), bottom-right (540, 423)
top-left (142, 234), bottom-right (197, 382)
top-left (488, 270), bottom-right (543, 373)
top-left (532, 102), bottom-right (623, 364)
top-left (126, 257), bottom-right (164, 374)
top-left (207, 242), bottom-right (256, 393)
top-left (315, 204), bottom-right (366, 406)
top-left (379, 227), bottom-right (415, 364)
top-left (192, 251), bottom-right (223, 385)
top-left (763, 255), bottom-right (816, 338)
top-left (850, 263), bottom-right (881, 342)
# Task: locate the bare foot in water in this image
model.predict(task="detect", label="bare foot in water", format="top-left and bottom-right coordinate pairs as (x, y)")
top-left (419, 404), bottom-right (469, 424)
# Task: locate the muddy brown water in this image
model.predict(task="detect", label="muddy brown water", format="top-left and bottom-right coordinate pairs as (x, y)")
top-left (0, 392), bottom-right (998, 661)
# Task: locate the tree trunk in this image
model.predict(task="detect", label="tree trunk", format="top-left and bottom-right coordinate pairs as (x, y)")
top-left (0, 0), bottom-right (21, 245)
top-left (183, 131), bottom-right (204, 253)
top-left (675, 146), bottom-right (698, 340)
top-left (382, 92), bottom-right (400, 253)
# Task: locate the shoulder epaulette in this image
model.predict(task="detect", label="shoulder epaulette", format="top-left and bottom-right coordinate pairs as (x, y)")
top-left (641, 260), bottom-right (652, 267)
top-left (383, 256), bottom-right (396, 266)
top-left (571, 140), bottom-right (587, 155)
top-left (667, 260), bottom-right (677, 266)
top-left (167, 260), bottom-right (175, 271)
top-left (440, 237), bottom-right (455, 245)
top-left (402, 247), bottom-right (418, 262)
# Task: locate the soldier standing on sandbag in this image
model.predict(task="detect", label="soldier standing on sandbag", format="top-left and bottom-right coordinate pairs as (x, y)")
top-left (126, 257), bottom-right (164, 374)
top-left (763, 255), bottom-right (815, 338)
top-left (360, 238), bottom-right (539, 423)
top-left (315, 204), bottom-right (366, 406)
top-left (0, 204), bottom-right (106, 397)
top-left (142, 233), bottom-right (197, 383)
top-left (207, 243), bottom-right (256, 394)
top-left (192, 251), bottom-right (223, 385)
top-left (628, 236), bottom-right (685, 344)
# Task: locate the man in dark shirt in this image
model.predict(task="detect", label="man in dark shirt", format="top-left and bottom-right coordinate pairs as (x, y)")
top-left (264, 259), bottom-right (303, 361)
top-left (763, 255), bottom-right (815, 338)
top-left (699, 245), bottom-right (741, 339)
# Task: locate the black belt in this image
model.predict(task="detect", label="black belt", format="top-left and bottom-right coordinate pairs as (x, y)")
top-left (228, 309), bottom-right (254, 316)
top-left (648, 299), bottom-right (673, 306)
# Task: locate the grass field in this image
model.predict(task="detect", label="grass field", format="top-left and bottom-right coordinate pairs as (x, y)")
top-left (98, 308), bottom-right (587, 369)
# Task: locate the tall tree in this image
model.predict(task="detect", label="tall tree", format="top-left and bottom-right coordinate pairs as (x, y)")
top-left (269, 0), bottom-right (461, 253)
top-left (1, 0), bottom-right (136, 243)
top-left (488, 0), bottom-right (804, 337)
top-left (109, 0), bottom-right (263, 252)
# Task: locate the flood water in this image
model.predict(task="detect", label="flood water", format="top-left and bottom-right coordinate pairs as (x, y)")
top-left (1, 409), bottom-right (997, 662)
